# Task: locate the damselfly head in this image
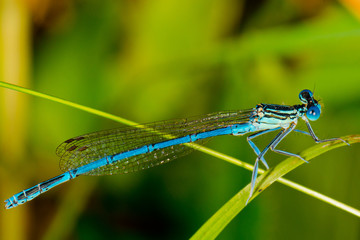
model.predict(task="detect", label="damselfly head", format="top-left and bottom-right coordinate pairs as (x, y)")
top-left (299, 89), bottom-right (321, 121)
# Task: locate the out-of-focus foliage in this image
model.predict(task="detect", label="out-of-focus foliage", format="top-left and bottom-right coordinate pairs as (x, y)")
top-left (1, 0), bottom-right (360, 239)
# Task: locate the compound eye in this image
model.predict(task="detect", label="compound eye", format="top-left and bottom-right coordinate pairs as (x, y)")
top-left (306, 105), bottom-right (321, 121)
top-left (299, 89), bottom-right (313, 103)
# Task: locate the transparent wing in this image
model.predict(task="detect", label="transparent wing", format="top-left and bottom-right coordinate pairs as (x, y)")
top-left (56, 109), bottom-right (253, 176)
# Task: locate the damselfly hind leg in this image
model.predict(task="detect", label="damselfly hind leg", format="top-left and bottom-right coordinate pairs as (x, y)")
top-left (247, 129), bottom-right (279, 169)
top-left (246, 157), bottom-right (259, 205)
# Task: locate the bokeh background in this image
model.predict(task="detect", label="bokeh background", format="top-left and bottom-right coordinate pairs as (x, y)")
top-left (1, 0), bottom-right (360, 239)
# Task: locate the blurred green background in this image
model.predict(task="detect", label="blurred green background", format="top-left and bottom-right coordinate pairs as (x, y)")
top-left (1, 0), bottom-right (360, 239)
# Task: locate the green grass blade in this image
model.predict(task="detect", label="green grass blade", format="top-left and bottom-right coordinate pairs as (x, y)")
top-left (191, 135), bottom-right (359, 240)
top-left (0, 81), bottom-right (137, 126)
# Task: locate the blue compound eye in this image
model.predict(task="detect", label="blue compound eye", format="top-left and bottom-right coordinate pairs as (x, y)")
top-left (299, 89), bottom-right (313, 103)
top-left (306, 105), bottom-right (321, 121)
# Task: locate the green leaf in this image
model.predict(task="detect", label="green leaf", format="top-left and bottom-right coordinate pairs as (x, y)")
top-left (191, 135), bottom-right (359, 240)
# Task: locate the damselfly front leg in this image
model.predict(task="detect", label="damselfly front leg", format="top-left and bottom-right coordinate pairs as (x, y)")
top-left (302, 117), bottom-right (349, 145)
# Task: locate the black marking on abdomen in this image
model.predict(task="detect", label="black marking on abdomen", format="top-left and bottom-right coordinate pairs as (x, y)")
top-left (24, 187), bottom-right (39, 198)
top-left (40, 175), bottom-right (64, 189)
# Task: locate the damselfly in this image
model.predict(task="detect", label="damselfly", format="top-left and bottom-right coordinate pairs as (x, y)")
top-left (4, 89), bottom-right (346, 209)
